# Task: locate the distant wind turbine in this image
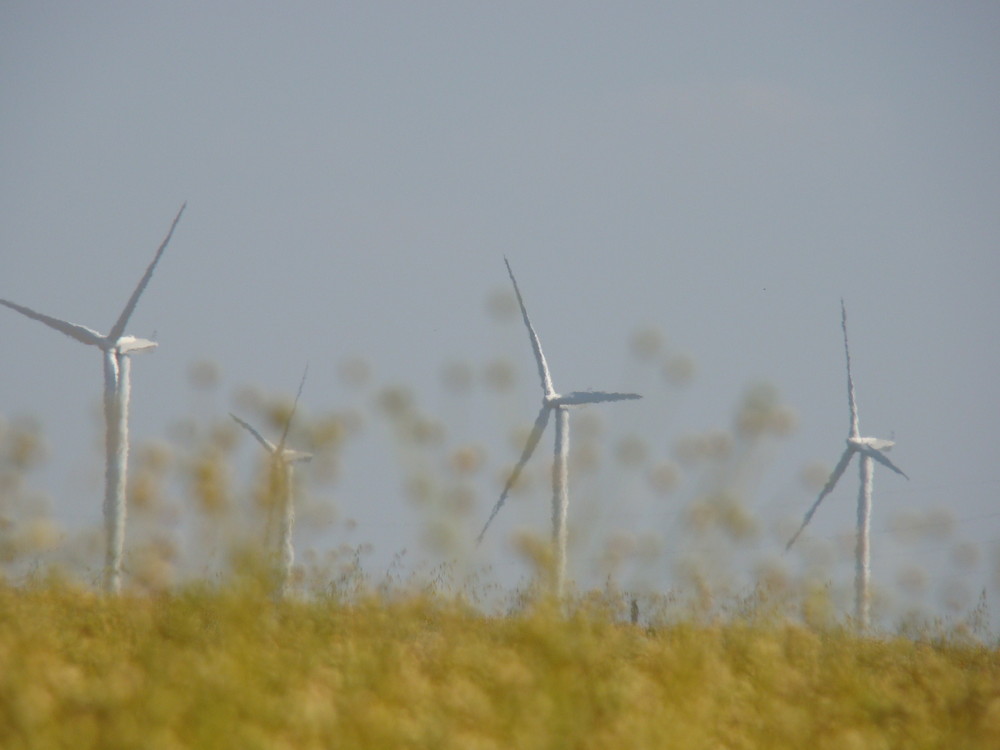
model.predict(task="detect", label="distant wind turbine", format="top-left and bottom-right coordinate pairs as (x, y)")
top-left (230, 366), bottom-right (312, 599)
top-left (0, 204), bottom-right (185, 594)
top-left (477, 258), bottom-right (641, 597)
top-left (786, 300), bottom-right (908, 630)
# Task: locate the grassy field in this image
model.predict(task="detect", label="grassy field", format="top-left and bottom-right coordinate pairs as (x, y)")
top-left (2, 346), bottom-right (997, 748)
top-left (1, 579), bottom-right (998, 750)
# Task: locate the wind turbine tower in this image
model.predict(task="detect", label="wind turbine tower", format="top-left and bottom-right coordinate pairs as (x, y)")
top-left (230, 367), bottom-right (312, 599)
top-left (477, 258), bottom-right (641, 597)
top-left (0, 205), bottom-right (185, 594)
top-left (786, 300), bottom-right (908, 630)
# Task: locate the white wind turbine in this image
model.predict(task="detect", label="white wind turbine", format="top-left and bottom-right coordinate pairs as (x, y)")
top-left (786, 300), bottom-right (908, 630)
top-left (230, 367), bottom-right (312, 599)
top-left (0, 205), bottom-right (185, 594)
top-left (477, 258), bottom-right (642, 597)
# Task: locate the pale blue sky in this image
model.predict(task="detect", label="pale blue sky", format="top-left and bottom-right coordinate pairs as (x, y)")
top-left (2, 3), bottom-right (998, 621)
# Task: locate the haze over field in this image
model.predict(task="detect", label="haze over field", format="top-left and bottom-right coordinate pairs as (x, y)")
top-left (1, 4), bottom-right (998, 624)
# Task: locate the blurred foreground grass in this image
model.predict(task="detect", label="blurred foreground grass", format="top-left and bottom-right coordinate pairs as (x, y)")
top-left (1, 578), bottom-right (998, 750)
top-left (3, 316), bottom-right (999, 748)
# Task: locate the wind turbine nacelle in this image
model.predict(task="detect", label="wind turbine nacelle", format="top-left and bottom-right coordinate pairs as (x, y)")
top-left (848, 436), bottom-right (895, 451)
top-left (116, 336), bottom-right (158, 354)
top-left (553, 390), bottom-right (643, 407)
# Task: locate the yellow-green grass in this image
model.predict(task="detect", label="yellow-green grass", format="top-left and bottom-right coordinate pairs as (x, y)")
top-left (1, 580), bottom-right (998, 749)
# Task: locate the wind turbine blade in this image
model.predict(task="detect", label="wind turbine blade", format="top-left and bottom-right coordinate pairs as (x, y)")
top-left (841, 299), bottom-right (860, 439)
top-left (230, 413), bottom-right (277, 454)
top-left (277, 364), bottom-right (309, 451)
top-left (0, 298), bottom-right (105, 347)
top-left (476, 406), bottom-right (551, 544)
top-left (786, 446), bottom-right (855, 551)
top-left (558, 391), bottom-right (642, 405)
top-left (859, 446), bottom-right (909, 480)
top-left (504, 257), bottom-right (555, 398)
top-left (110, 203), bottom-right (186, 341)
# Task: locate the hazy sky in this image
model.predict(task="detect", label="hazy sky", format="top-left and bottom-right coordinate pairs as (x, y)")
top-left (2, 3), bottom-right (998, 620)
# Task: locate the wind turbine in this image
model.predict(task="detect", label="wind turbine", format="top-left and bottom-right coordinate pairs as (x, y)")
top-left (786, 300), bottom-right (908, 630)
top-left (230, 366), bottom-right (312, 599)
top-left (0, 204), bottom-right (185, 594)
top-left (477, 258), bottom-right (641, 597)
